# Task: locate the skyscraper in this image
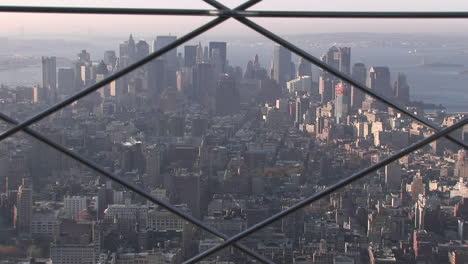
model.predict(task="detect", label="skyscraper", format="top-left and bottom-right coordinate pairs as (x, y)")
top-left (350, 62), bottom-right (367, 109)
top-left (103, 50), bottom-right (117, 66)
top-left (273, 45), bottom-right (293, 91)
top-left (42, 56), bottom-right (57, 102)
top-left (394, 72), bottom-right (410, 105)
top-left (184, 45), bottom-right (197, 68)
top-left (385, 162), bottom-right (402, 190)
top-left (119, 35), bottom-right (136, 68)
top-left (321, 46), bottom-right (351, 75)
top-left (147, 58), bottom-right (166, 96)
top-left (192, 63), bottom-right (215, 108)
top-left (209, 41), bottom-right (227, 72)
top-left (57, 68), bottom-right (75, 96)
top-left (334, 83), bottom-right (350, 123)
top-left (153, 35), bottom-right (177, 68)
top-left (15, 178), bottom-right (32, 234)
top-left (368, 66), bottom-right (392, 97)
top-left (215, 74), bottom-right (240, 116)
top-left (297, 57), bottom-right (312, 77)
top-left (135, 40), bottom-right (150, 61)
top-left (154, 35), bottom-right (178, 89)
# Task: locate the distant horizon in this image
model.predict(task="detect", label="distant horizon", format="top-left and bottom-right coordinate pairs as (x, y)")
top-left (3, 30), bottom-right (468, 40)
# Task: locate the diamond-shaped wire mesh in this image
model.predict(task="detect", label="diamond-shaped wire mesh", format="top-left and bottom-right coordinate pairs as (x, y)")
top-left (0, 1), bottom-right (467, 263)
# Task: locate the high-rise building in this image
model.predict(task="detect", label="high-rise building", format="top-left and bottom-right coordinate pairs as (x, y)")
top-left (146, 58), bottom-right (166, 96)
top-left (42, 56), bottom-right (57, 101)
top-left (287, 76), bottom-right (313, 94)
top-left (319, 75), bottom-right (334, 103)
top-left (119, 35), bottom-right (136, 68)
top-left (209, 41), bottom-right (227, 72)
top-left (57, 68), bottom-right (75, 96)
top-left (193, 63), bottom-right (215, 108)
top-left (368, 66), bottom-right (392, 97)
top-left (77, 50), bottom-right (91, 64)
top-left (154, 35), bottom-right (178, 89)
top-left (273, 45), bottom-right (293, 91)
top-left (153, 36), bottom-right (178, 65)
top-left (172, 169), bottom-right (201, 219)
top-left (135, 40), bottom-right (150, 61)
top-left (350, 63), bottom-right (367, 109)
top-left (334, 83), bottom-right (350, 123)
top-left (120, 140), bottom-right (145, 173)
top-left (64, 196), bottom-right (87, 219)
top-left (15, 178), bottom-right (32, 234)
top-left (385, 162), bottom-right (402, 190)
top-left (297, 57), bottom-right (312, 77)
top-left (103, 50), bottom-right (117, 66)
top-left (456, 150), bottom-right (468, 179)
top-left (184, 45), bottom-right (197, 68)
top-left (394, 72), bottom-right (410, 105)
top-left (321, 46), bottom-right (351, 75)
top-left (215, 74), bottom-right (240, 116)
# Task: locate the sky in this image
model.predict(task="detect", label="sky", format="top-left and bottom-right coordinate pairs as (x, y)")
top-left (1, 0), bottom-right (468, 37)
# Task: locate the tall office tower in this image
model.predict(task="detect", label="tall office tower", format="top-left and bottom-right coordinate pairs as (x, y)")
top-left (208, 41), bottom-right (227, 72)
top-left (154, 35), bottom-right (178, 89)
top-left (297, 57), bottom-right (312, 77)
top-left (295, 97), bottom-right (304, 124)
top-left (146, 58), bottom-right (166, 97)
top-left (456, 150), bottom-right (468, 179)
top-left (42, 56), bottom-right (57, 102)
top-left (210, 48), bottom-right (223, 79)
top-left (120, 140), bottom-right (145, 173)
top-left (103, 50), bottom-right (117, 66)
top-left (368, 66), bottom-right (392, 97)
top-left (321, 46), bottom-right (351, 75)
top-left (334, 83), bottom-right (350, 123)
top-left (319, 74), bottom-right (333, 103)
top-left (193, 63), bottom-right (215, 108)
top-left (196, 42), bottom-right (204, 64)
top-left (176, 67), bottom-right (193, 95)
top-left (15, 178), bottom-right (32, 234)
top-left (172, 169), bottom-right (201, 219)
top-left (77, 49), bottom-right (91, 64)
top-left (127, 34), bottom-right (136, 61)
top-left (184, 45), bottom-right (197, 68)
top-left (119, 35), bottom-right (136, 68)
top-left (95, 61), bottom-right (110, 98)
top-left (350, 62), bottom-right (367, 109)
top-left (144, 146), bottom-right (161, 187)
top-left (273, 44), bottom-right (293, 91)
top-left (385, 162), bottom-right (402, 190)
top-left (394, 72), bottom-right (410, 104)
top-left (57, 68), bottom-right (75, 96)
top-left (64, 196), bottom-right (87, 219)
top-left (215, 74), bottom-right (240, 116)
top-left (135, 40), bottom-right (150, 61)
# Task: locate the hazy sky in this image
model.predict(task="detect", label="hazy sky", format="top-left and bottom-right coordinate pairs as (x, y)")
top-left (1, 0), bottom-right (468, 37)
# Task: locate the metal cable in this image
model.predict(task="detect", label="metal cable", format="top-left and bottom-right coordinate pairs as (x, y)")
top-left (2, 5), bottom-right (468, 18)
top-left (206, 0), bottom-right (468, 151)
top-left (0, 0), bottom-right (274, 263)
top-left (180, 0), bottom-right (468, 262)
top-left (0, 113), bottom-right (273, 264)
top-left (185, 115), bottom-right (467, 262)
